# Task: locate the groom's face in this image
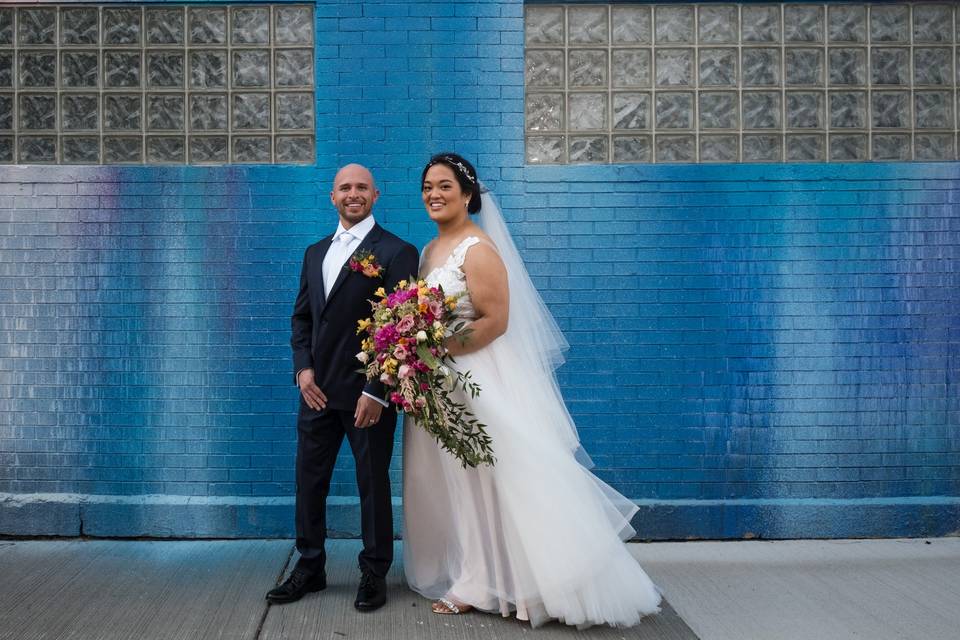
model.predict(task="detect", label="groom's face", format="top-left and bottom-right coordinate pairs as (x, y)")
top-left (331, 164), bottom-right (379, 228)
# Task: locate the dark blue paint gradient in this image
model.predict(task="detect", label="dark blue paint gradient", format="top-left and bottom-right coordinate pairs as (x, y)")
top-left (1, 0), bottom-right (958, 538)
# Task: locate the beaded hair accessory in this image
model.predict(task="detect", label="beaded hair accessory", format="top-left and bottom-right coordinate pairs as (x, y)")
top-left (428, 156), bottom-right (477, 184)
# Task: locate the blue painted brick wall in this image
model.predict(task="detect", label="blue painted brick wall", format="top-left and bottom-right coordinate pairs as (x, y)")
top-left (524, 163), bottom-right (960, 507)
top-left (1, 0), bottom-right (959, 539)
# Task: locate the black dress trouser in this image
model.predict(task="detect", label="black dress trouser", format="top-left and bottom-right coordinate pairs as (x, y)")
top-left (294, 404), bottom-right (397, 578)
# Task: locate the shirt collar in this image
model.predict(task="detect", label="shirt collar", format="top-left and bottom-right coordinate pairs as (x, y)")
top-left (334, 214), bottom-right (376, 242)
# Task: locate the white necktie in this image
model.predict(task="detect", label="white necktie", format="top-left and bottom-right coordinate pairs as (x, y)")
top-left (323, 231), bottom-right (354, 298)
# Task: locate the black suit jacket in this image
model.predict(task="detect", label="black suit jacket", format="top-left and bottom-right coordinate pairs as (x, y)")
top-left (291, 222), bottom-right (419, 411)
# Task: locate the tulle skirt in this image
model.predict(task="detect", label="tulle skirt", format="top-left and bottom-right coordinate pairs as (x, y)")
top-left (402, 339), bottom-right (662, 628)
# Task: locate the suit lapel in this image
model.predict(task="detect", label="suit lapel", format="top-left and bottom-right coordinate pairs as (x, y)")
top-left (312, 235), bottom-right (335, 315)
top-left (322, 223), bottom-right (383, 313)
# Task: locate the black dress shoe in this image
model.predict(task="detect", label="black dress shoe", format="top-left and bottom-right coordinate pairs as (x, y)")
top-left (265, 568), bottom-right (326, 604)
top-left (354, 570), bottom-right (387, 611)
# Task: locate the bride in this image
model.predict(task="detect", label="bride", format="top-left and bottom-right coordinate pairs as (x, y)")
top-left (402, 153), bottom-right (661, 628)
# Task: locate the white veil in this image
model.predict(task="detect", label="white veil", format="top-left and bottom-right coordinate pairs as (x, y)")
top-left (477, 188), bottom-right (568, 372)
top-left (476, 187), bottom-right (592, 464)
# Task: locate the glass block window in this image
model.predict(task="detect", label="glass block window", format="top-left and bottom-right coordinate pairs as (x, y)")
top-left (525, 3), bottom-right (960, 164)
top-left (0, 4), bottom-right (315, 165)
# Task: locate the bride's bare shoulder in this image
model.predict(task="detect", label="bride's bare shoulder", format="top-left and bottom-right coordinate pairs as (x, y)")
top-left (420, 238), bottom-right (439, 261)
top-left (464, 225), bottom-right (498, 252)
top-left (462, 231), bottom-right (505, 275)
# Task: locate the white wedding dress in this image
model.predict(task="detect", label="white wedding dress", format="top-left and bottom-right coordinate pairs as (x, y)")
top-left (402, 235), bottom-right (662, 628)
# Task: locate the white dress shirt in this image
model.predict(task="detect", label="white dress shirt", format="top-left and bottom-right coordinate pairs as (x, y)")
top-left (321, 214), bottom-right (376, 298)
top-left (310, 214), bottom-right (387, 408)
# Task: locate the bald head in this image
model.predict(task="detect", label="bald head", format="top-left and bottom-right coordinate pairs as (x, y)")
top-left (333, 163), bottom-right (376, 190)
top-left (330, 163), bottom-right (380, 229)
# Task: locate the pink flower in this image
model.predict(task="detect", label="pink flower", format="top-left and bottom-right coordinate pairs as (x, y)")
top-left (380, 373), bottom-right (396, 385)
top-left (387, 289), bottom-right (418, 307)
top-left (398, 364), bottom-right (413, 379)
top-left (414, 396), bottom-right (427, 408)
top-left (396, 315), bottom-right (415, 333)
top-left (374, 324), bottom-right (399, 351)
top-left (393, 344), bottom-right (408, 361)
top-left (428, 300), bottom-right (443, 317)
top-left (420, 382), bottom-right (430, 391)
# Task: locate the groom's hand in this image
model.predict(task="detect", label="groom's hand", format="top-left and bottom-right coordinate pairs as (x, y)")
top-left (297, 369), bottom-right (327, 410)
top-left (354, 395), bottom-right (383, 429)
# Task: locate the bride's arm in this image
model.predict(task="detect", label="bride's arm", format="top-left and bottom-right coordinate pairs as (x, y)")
top-left (419, 239), bottom-right (435, 272)
top-left (445, 243), bottom-right (508, 356)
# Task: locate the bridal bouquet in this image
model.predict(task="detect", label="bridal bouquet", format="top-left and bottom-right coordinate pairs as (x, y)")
top-left (356, 279), bottom-right (495, 468)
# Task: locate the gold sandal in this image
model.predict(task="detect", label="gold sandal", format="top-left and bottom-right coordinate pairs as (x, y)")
top-left (432, 597), bottom-right (474, 615)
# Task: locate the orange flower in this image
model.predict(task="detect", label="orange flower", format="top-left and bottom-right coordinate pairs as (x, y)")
top-left (346, 249), bottom-right (383, 279)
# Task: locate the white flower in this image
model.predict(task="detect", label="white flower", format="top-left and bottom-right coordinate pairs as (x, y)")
top-left (416, 330), bottom-right (428, 343)
top-left (356, 351), bottom-right (369, 364)
top-left (438, 365), bottom-right (450, 377)
top-left (433, 321), bottom-right (442, 330)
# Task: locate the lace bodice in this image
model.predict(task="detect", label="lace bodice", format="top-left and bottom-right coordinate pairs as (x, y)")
top-left (422, 236), bottom-right (479, 321)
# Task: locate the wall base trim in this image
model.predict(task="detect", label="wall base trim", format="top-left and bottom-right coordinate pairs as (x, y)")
top-left (630, 497), bottom-right (960, 540)
top-left (2, 493), bottom-right (958, 539)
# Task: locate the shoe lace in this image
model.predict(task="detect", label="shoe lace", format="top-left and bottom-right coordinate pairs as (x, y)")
top-left (289, 569), bottom-right (312, 587)
top-left (359, 571), bottom-right (376, 590)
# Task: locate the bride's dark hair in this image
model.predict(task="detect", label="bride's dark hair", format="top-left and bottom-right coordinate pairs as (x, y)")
top-left (421, 152), bottom-right (482, 214)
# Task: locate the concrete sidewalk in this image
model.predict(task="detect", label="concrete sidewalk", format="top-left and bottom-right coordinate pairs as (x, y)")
top-left (0, 538), bottom-right (957, 640)
top-left (630, 538), bottom-right (960, 640)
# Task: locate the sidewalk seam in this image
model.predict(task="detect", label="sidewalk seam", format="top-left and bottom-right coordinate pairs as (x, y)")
top-left (254, 542), bottom-right (295, 640)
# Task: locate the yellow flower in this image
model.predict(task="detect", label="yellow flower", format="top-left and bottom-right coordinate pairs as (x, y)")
top-left (384, 358), bottom-right (399, 374)
top-left (398, 279), bottom-right (408, 289)
top-left (374, 287), bottom-right (386, 298)
top-left (357, 318), bottom-right (371, 332)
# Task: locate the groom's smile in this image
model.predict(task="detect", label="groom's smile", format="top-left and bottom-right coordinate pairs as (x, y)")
top-left (331, 163), bottom-right (380, 228)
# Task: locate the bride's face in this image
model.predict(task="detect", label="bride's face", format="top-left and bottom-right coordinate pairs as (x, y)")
top-left (422, 164), bottom-right (471, 224)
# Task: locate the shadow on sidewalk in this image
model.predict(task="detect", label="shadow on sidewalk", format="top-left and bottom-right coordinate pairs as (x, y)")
top-left (0, 539), bottom-right (694, 640)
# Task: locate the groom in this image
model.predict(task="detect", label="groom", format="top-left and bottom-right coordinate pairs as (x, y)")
top-left (267, 164), bottom-right (419, 611)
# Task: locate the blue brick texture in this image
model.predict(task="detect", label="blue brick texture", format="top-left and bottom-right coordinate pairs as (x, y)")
top-left (1, 0), bottom-right (959, 538)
